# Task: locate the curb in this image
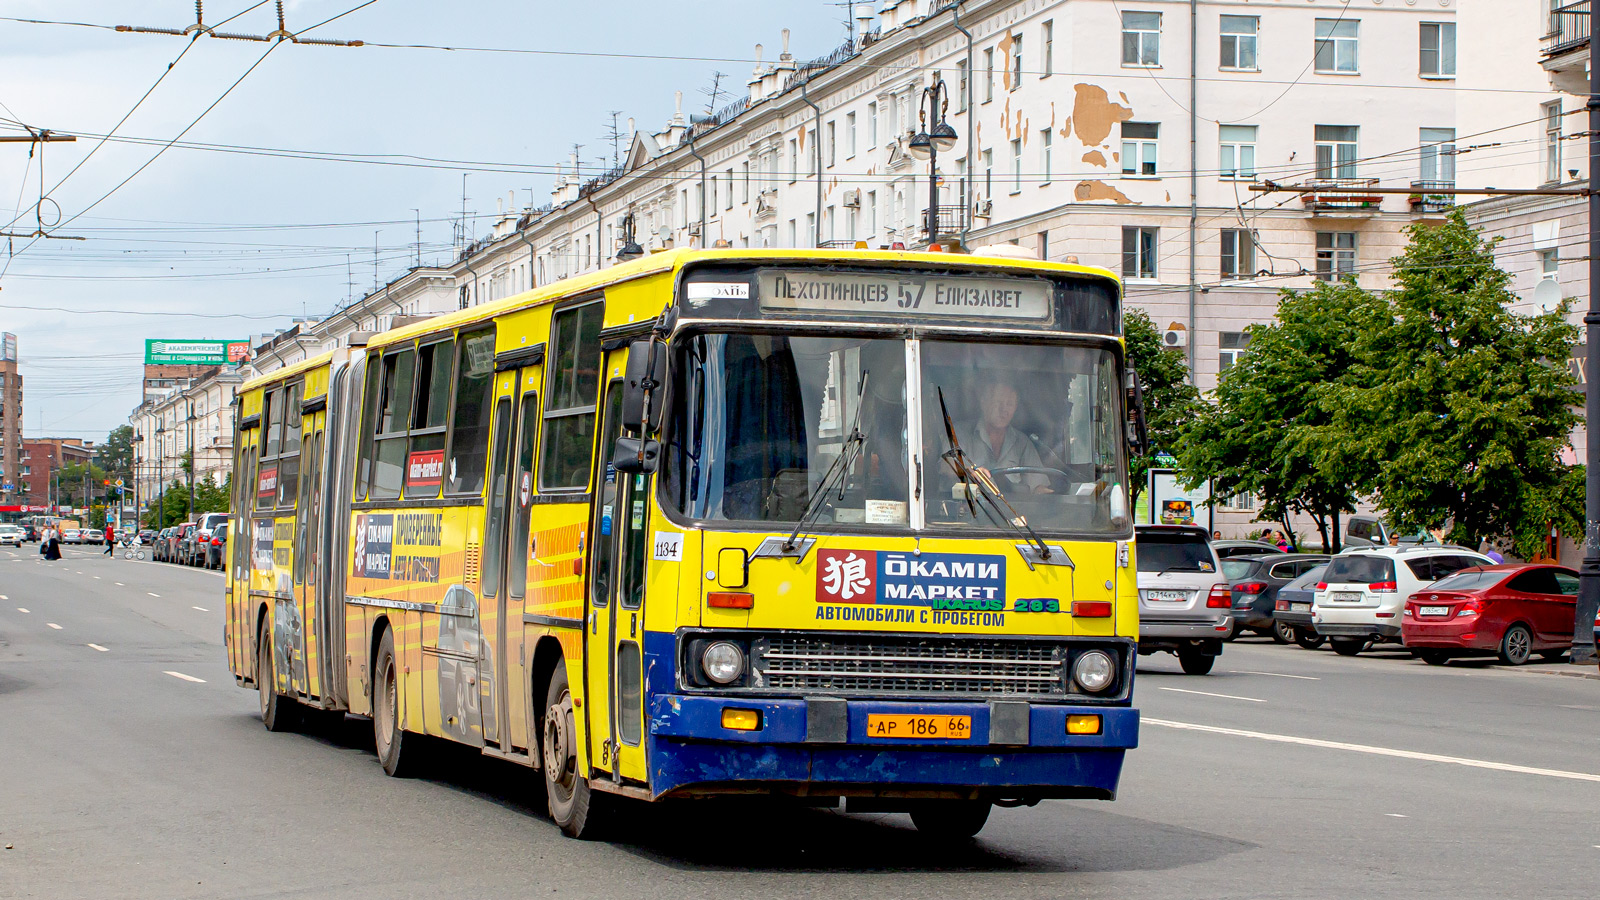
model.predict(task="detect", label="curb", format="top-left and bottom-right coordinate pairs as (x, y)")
top-left (1522, 665), bottom-right (1600, 682)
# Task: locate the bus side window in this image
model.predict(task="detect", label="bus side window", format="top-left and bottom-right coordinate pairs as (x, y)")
top-left (255, 389), bottom-right (281, 512)
top-left (354, 359), bottom-right (382, 500)
top-left (405, 338), bottom-right (455, 499)
top-left (446, 328), bottom-right (496, 496)
top-left (370, 347), bottom-right (417, 501)
top-left (540, 300), bottom-right (603, 490)
top-left (276, 382), bottom-right (302, 510)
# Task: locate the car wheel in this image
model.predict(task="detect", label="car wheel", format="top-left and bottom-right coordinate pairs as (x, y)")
top-left (1331, 638), bottom-right (1367, 657)
top-left (1418, 649), bottom-right (1451, 666)
top-left (374, 628), bottom-right (422, 777)
top-left (543, 663), bottom-right (612, 839)
top-left (1177, 648), bottom-right (1216, 675)
top-left (1498, 624), bottom-right (1533, 666)
top-left (909, 800), bottom-right (993, 840)
top-left (1293, 627), bottom-right (1325, 650)
top-left (1271, 621), bottom-right (1295, 644)
top-left (1537, 649), bottom-right (1566, 663)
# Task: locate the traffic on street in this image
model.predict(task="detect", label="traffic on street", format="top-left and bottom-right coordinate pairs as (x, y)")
top-left (2, 543), bottom-right (1596, 900)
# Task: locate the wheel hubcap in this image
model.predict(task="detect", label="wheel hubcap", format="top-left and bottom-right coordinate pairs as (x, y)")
top-left (377, 658), bottom-right (395, 752)
top-left (543, 692), bottom-right (575, 792)
top-left (1509, 630), bottom-right (1529, 660)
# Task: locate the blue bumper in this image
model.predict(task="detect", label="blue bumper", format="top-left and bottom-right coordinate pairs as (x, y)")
top-left (646, 695), bottom-right (1138, 800)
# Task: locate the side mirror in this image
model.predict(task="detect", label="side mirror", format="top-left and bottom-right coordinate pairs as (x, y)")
top-left (612, 435), bottom-right (660, 474)
top-left (621, 339), bottom-right (668, 435)
top-left (1125, 367), bottom-right (1149, 455)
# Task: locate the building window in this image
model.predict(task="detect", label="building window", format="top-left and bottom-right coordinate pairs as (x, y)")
top-left (1042, 20), bottom-right (1054, 77)
top-left (788, 138), bottom-right (799, 183)
top-left (787, 218), bottom-right (797, 247)
top-left (1221, 229), bottom-right (1256, 279)
top-left (1544, 100), bottom-right (1563, 183)
top-left (1122, 226), bottom-right (1158, 279)
top-left (1419, 128), bottom-right (1456, 184)
top-left (868, 101), bottom-right (878, 144)
top-left (956, 61), bottom-right (968, 110)
top-left (826, 121), bottom-right (837, 168)
top-left (1122, 11), bottom-right (1161, 66)
top-left (1220, 15), bottom-right (1258, 70)
top-left (1222, 491), bottom-right (1255, 511)
top-left (1010, 138), bottom-right (1023, 192)
top-left (1540, 248), bottom-right (1560, 281)
top-left (1009, 34), bottom-right (1023, 89)
top-left (1219, 124), bottom-right (1257, 178)
top-left (1219, 332), bottom-right (1252, 372)
top-left (824, 206), bottom-right (835, 242)
top-left (982, 148), bottom-right (993, 198)
top-left (1316, 232), bottom-right (1357, 281)
top-left (1040, 128), bottom-right (1053, 184)
top-left (806, 212), bottom-right (816, 247)
top-left (867, 190), bottom-right (877, 234)
top-left (846, 111), bottom-right (857, 158)
top-left (1314, 18), bottom-right (1359, 73)
top-left (807, 128), bottom-right (818, 176)
top-left (1315, 125), bottom-right (1359, 179)
top-left (741, 162), bottom-right (749, 202)
top-left (1419, 22), bottom-right (1456, 78)
top-left (984, 48), bottom-right (995, 101)
top-left (1122, 122), bottom-right (1159, 176)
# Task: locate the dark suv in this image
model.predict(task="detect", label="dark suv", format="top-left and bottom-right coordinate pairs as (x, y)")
top-left (1221, 553), bottom-right (1330, 642)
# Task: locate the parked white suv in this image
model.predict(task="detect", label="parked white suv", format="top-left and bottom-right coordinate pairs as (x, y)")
top-left (1313, 546), bottom-right (1493, 656)
top-left (1135, 524), bottom-right (1233, 675)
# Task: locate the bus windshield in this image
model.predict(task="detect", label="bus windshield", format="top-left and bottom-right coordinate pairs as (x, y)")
top-left (663, 331), bottom-right (1125, 534)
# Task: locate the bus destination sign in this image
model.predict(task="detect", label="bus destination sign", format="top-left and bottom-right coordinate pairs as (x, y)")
top-left (757, 270), bottom-right (1051, 320)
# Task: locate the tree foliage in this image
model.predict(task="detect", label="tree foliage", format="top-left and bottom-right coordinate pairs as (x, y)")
top-left (101, 425), bottom-right (134, 480)
top-left (1177, 281), bottom-right (1382, 551)
top-left (1327, 210), bottom-right (1582, 556)
top-left (1124, 308), bottom-right (1200, 500)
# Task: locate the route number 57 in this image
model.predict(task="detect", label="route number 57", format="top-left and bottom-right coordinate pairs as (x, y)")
top-left (896, 281), bottom-right (926, 309)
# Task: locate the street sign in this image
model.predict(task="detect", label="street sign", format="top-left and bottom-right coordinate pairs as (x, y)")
top-left (145, 339), bottom-right (247, 365)
top-left (0, 332), bottom-right (15, 362)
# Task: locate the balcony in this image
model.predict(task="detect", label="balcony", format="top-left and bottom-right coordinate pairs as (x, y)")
top-left (814, 239), bottom-right (861, 250)
top-left (1409, 181), bottom-right (1454, 215)
top-left (1543, 1), bottom-right (1590, 94)
top-left (1301, 178), bottom-right (1383, 216)
top-left (920, 205), bottom-right (969, 244)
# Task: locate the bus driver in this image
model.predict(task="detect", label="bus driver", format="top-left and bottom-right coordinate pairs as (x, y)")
top-left (962, 381), bottom-right (1051, 493)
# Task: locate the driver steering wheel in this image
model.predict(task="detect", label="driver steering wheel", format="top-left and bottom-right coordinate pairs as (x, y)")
top-left (988, 466), bottom-right (1073, 494)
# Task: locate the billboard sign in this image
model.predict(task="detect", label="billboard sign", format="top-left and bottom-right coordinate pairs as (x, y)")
top-left (1, 332), bottom-right (15, 362)
top-left (144, 339), bottom-right (245, 365)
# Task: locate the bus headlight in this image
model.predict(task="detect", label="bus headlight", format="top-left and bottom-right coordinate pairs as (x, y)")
top-left (1073, 650), bottom-right (1116, 693)
top-left (701, 641), bottom-right (745, 685)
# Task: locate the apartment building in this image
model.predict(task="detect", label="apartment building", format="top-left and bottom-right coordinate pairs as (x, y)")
top-left (0, 332), bottom-right (19, 505)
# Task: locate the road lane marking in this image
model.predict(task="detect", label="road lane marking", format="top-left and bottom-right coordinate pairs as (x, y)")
top-left (1145, 718), bottom-right (1600, 783)
top-left (147, 592), bottom-right (160, 598)
top-left (87, 644), bottom-right (108, 652)
top-left (114, 582), bottom-right (124, 587)
top-left (164, 671), bottom-right (206, 683)
top-left (1232, 670), bottom-right (1320, 680)
top-left (0, 594), bottom-right (7, 599)
top-left (1157, 687), bottom-right (1265, 702)
top-left (1386, 813), bottom-right (1409, 818)
top-left (16, 608), bottom-right (28, 613)
top-left (193, 606), bottom-right (209, 612)
top-left (47, 623), bottom-right (61, 630)
top-left (92, 576), bottom-right (100, 580)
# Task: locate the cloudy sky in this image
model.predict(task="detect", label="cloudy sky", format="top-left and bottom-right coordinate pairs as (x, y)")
top-left (0, 0), bottom-right (842, 441)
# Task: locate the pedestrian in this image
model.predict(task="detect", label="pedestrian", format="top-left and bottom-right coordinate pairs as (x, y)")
top-left (41, 529), bottom-right (61, 561)
top-left (103, 522), bottom-right (116, 557)
top-left (1485, 548), bottom-right (1505, 564)
top-left (1274, 530), bottom-right (1290, 552)
top-left (1212, 530), bottom-right (1222, 540)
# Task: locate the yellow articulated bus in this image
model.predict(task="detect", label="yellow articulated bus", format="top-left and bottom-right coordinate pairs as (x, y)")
top-left (225, 247), bottom-right (1144, 840)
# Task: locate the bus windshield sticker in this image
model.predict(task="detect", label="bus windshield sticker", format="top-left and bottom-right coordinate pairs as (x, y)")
top-left (758, 270), bottom-right (1051, 320)
top-left (686, 282), bottom-right (750, 302)
top-left (816, 549), bottom-right (1007, 610)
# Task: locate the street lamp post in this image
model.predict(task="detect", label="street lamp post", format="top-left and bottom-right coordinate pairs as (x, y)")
top-left (186, 400), bottom-right (195, 522)
top-left (156, 425), bottom-right (166, 528)
top-left (908, 74), bottom-right (960, 249)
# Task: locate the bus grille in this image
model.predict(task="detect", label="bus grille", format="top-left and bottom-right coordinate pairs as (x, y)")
top-left (752, 635), bottom-right (1067, 697)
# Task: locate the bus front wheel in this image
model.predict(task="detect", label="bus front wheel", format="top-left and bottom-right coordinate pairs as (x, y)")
top-left (542, 664), bottom-right (611, 839)
top-left (909, 800), bottom-right (992, 840)
top-left (257, 619), bottom-right (299, 733)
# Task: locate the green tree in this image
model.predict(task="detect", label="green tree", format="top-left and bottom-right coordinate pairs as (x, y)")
top-left (101, 425), bottom-right (134, 482)
top-left (1331, 210), bottom-right (1582, 557)
top-left (58, 461), bottom-right (109, 507)
top-left (1177, 280), bottom-right (1382, 551)
top-left (194, 474), bottom-right (231, 515)
top-left (1124, 308), bottom-right (1200, 502)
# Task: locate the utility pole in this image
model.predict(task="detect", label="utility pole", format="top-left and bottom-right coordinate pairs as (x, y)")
top-left (187, 400), bottom-right (195, 522)
top-left (1575, 50), bottom-right (1600, 666)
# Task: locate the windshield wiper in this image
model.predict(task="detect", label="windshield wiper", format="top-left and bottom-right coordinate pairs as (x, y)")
top-left (782, 370), bottom-right (869, 554)
top-left (1156, 564), bottom-right (1204, 576)
top-left (937, 386), bottom-right (1055, 567)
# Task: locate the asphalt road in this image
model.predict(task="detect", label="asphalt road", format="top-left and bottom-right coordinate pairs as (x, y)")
top-left (2, 544), bottom-right (1598, 899)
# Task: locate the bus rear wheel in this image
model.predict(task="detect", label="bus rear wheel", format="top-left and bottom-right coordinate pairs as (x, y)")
top-left (909, 800), bottom-right (992, 840)
top-left (257, 618), bottom-right (299, 733)
top-left (373, 628), bottom-right (420, 777)
top-left (542, 664), bottom-right (611, 839)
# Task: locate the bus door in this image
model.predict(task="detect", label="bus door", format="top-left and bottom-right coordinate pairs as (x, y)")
top-left (292, 411), bottom-right (326, 700)
top-left (586, 369), bottom-right (649, 783)
top-left (477, 366), bottom-right (540, 754)
top-left (229, 424), bottom-right (260, 680)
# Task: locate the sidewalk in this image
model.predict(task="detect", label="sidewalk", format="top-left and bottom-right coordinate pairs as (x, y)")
top-left (1521, 660), bottom-right (1600, 682)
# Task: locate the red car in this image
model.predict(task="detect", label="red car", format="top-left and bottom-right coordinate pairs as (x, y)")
top-left (1402, 564), bottom-right (1578, 666)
